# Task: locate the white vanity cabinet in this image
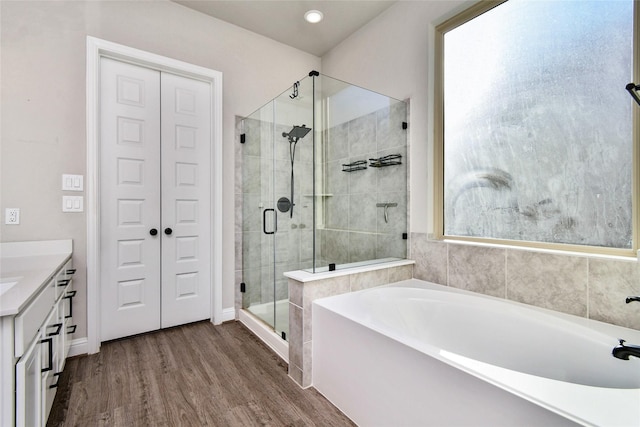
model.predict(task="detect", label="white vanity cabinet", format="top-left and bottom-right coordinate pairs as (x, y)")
top-left (0, 240), bottom-right (75, 427)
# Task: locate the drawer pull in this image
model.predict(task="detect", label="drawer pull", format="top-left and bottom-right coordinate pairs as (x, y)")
top-left (47, 323), bottom-right (63, 336)
top-left (66, 268), bottom-right (76, 275)
top-left (67, 324), bottom-right (77, 334)
top-left (49, 372), bottom-right (61, 389)
top-left (57, 279), bottom-right (70, 287)
top-left (64, 291), bottom-right (76, 319)
top-left (40, 338), bottom-right (53, 372)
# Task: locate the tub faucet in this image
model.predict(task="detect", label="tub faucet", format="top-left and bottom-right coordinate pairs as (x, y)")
top-left (612, 340), bottom-right (640, 360)
top-left (625, 296), bottom-right (640, 304)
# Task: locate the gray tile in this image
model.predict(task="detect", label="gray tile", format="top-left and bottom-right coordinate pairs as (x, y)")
top-left (303, 276), bottom-right (350, 341)
top-left (506, 250), bottom-right (588, 317)
top-left (235, 231), bottom-right (242, 272)
top-left (349, 155), bottom-right (378, 194)
top-left (289, 303), bottom-right (303, 367)
top-left (448, 244), bottom-right (505, 297)
top-left (288, 365), bottom-right (303, 387)
top-left (325, 195), bottom-right (349, 230)
top-left (326, 160), bottom-right (349, 195)
top-left (349, 193), bottom-right (377, 232)
top-left (376, 147), bottom-right (407, 193)
top-left (388, 265), bottom-right (413, 283)
top-left (411, 233), bottom-right (448, 285)
top-left (377, 101), bottom-right (407, 152)
top-left (376, 232), bottom-right (407, 259)
top-left (349, 112), bottom-right (376, 157)
top-left (350, 269), bottom-right (389, 292)
top-left (234, 270), bottom-right (243, 319)
top-left (322, 229), bottom-right (349, 265)
top-left (348, 232), bottom-right (377, 263)
top-left (289, 279), bottom-right (303, 308)
top-left (589, 258), bottom-right (640, 329)
top-left (327, 122), bottom-right (349, 161)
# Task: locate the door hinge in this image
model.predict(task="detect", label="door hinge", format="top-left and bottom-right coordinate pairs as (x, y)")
top-left (240, 282), bottom-right (246, 293)
top-left (402, 122), bottom-right (408, 130)
top-left (240, 133), bottom-right (246, 144)
top-left (281, 331), bottom-right (287, 340)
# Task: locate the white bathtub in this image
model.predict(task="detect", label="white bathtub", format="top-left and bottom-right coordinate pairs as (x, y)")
top-left (312, 279), bottom-right (640, 426)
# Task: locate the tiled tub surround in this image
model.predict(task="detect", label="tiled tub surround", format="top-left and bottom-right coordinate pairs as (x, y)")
top-left (411, 232), bottom-right (640, 330)
top-left (286, 260), bottom-right (414, 388)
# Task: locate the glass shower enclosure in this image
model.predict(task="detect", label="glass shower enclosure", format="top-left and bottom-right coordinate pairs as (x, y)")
top-left (240, 71), bottom-right (408, 340)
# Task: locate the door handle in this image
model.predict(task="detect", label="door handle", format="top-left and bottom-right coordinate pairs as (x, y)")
top-left (164, 227), bottom-right (173, 235)
top-left (263, 208), bottom-right (276, 235)
top-left (150, 228), bottom-right (158, 236)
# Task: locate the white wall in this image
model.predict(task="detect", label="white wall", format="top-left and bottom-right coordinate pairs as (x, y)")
top-left (0, 0), bottom-right (320, 339)
top-left (322, 0), bottom-right (470, 234)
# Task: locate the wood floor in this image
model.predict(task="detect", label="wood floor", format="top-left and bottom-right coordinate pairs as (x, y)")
top-left (47, 321), bottom-right (355, 426)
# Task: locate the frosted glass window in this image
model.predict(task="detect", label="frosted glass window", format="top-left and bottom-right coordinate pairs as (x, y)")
top-left (443, 0), bottom-right (634, 249)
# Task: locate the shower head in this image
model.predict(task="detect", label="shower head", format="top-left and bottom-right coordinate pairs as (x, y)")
top-left (282, 125), bottom-right (312, 141)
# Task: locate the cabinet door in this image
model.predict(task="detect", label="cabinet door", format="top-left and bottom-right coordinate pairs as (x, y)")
top-left (16, 333), bottom-right (42, 427)
top-left (42, 307), bottom-right (61, 423)
top-left (64, 283), bottom-right (77, 361)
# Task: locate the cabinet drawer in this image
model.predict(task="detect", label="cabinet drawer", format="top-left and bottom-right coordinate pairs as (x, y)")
top-left (14, 280), bottom-right (56, 357)
top-left (54, 259), bottom-right (74, 300)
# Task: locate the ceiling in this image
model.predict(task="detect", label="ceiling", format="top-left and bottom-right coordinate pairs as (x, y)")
top-left (172, 1), bottom-right (397, 56)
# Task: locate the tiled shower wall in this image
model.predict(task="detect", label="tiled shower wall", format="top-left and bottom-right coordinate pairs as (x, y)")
top-left (318, 101), bottom-right (408, 266)
top-left (411, 232), bottom-right (640, 330)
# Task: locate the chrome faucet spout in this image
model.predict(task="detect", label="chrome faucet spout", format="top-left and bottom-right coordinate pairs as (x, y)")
top-left (612, 339), bottom-right (640, 360)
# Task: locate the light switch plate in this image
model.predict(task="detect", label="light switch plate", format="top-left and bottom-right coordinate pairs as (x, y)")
top-left (62, 174), bottom-right (83, 191)
top-left (62, 196), bottom-right (83, 212)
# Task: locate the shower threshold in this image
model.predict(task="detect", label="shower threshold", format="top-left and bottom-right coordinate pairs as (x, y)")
top-left (239, 299), bottom-right (289, 363)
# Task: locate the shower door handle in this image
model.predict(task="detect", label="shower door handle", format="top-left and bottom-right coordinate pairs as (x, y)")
top-left (263, 208), bottom-right (276, 234)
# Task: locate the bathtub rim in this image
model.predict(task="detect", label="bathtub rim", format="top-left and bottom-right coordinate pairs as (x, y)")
top-left (312, 278), bottom-right (640, 427)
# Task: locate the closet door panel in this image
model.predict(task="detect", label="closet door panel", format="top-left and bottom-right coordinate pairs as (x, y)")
top-left (160, 73), bottom-right (212, 328)
top-left (100, 58), bottom-right (162, 341)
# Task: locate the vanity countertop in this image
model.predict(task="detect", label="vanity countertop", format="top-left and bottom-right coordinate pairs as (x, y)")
top-left (0, 240), bottom-right (73, 317)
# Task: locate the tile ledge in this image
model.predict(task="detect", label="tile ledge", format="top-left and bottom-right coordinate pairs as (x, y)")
top-left (438, 239), bottom-right (638, 263)
top-left (284, 259), bottom-right (415, 283)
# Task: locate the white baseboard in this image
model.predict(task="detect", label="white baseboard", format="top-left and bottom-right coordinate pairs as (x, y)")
top-left (221, 307), bottom-right (236, 323)
top-left (68, 337), bottom-right (88, 358)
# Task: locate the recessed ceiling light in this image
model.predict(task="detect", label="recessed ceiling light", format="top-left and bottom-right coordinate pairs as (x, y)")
top-left (304, 10), bottom-right (323, 24)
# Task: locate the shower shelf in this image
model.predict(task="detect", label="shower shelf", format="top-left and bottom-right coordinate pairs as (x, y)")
top-left (369, 154), bottom-right (402, 168)
top-left (342, 160), bottom-right (367, 172)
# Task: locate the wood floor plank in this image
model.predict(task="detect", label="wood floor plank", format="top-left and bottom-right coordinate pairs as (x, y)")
top-left (47, 321), bottom-right (355, 427)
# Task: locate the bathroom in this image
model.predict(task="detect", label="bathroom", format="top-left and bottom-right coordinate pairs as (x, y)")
top-left (1, 0), bottom-right (639, 426)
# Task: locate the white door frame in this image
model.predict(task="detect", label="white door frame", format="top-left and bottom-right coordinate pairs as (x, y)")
top-left (86, 36), bottom-right (223, 354)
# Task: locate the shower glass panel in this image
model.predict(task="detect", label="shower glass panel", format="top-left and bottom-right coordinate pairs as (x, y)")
top-left (241, 72), bottom-right (407, 339)
top-left (314, 74), bottom-right (408, 271)
top-left (242, 77), bottom-right (313, 340)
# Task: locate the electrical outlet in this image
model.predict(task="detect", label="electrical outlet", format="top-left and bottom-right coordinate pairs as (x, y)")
top-left (5, 208), bottom-right (20, 225)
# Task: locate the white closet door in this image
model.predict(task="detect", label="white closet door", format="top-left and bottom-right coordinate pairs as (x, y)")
top-left (100, 58), bottom-right (162, 341)
top-left (160, 73), bottom-right (212, 328)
